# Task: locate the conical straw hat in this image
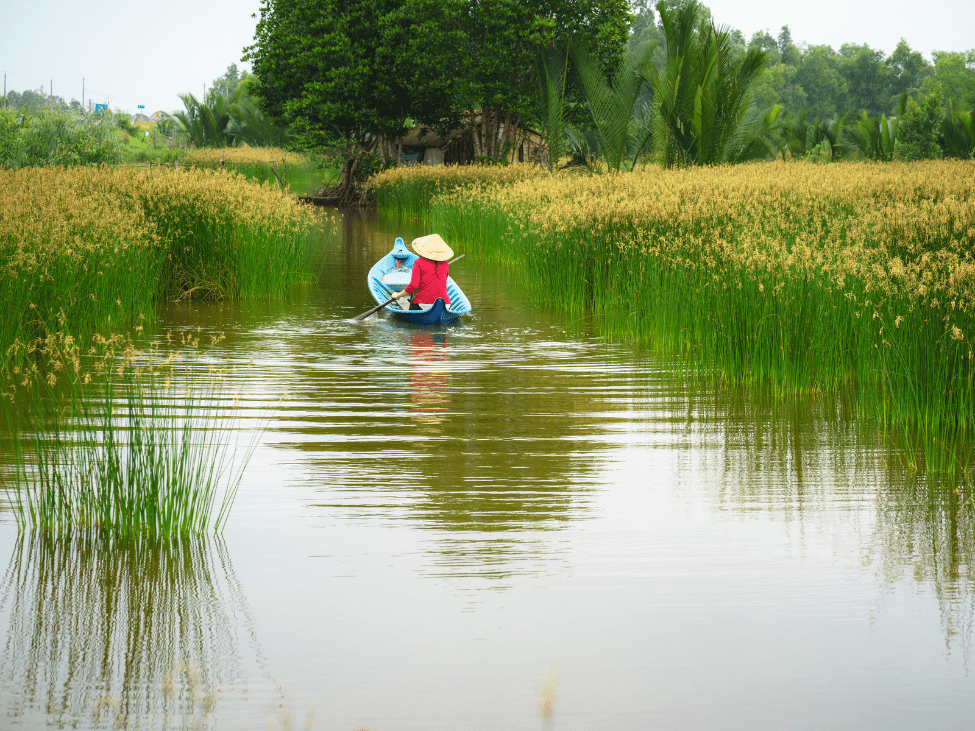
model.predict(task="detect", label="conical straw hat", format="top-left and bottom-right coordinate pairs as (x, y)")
top-left (411, 234), bottom-right (453, 262)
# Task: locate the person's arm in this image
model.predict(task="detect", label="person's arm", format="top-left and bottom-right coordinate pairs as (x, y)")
top-left (391, 260), bottom-right (423, 299)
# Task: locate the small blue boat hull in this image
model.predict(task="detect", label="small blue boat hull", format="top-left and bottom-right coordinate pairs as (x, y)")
top-left (366, 237), bottom-right (472, 324)
top-left (390, 298), bottom-right (459, 325)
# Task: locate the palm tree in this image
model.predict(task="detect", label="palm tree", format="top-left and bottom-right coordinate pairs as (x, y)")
top-left (227, 96), bottom-right (291, 147)
top-left (843, 111), bottom-right (898, 161)
top-left (777, 109), bottom-right (814, 159)
top-left (726, 104), bottom-right (783, 162)
top-left (534, 44), bottom-right (571, 171)
top-left (647, 0), bottom-right (769, 168)
top-left (942, 99), bottom-right (975, 159)
top-left (173, 91), bottom-right (235, 148)
top-left (568, 39), bottom-right (657, 172)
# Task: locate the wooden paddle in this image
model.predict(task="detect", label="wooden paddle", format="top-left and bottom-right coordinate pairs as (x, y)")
top-left (351, 254), bottom-right (465, 321)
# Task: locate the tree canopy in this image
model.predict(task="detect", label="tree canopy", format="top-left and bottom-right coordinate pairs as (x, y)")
top-left (245, 0), bottom-right (631, 152)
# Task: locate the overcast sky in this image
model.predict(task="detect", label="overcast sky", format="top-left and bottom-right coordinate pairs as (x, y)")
top-left (1, 0), bottom-right (972, 116)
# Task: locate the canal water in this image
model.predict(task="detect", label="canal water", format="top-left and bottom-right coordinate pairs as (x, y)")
top-left (1, 209), bottom-right (974, 730)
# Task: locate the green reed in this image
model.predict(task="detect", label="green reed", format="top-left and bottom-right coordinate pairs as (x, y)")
top-left (1, 333), bottom-right (254, 536)
top-left (0, 166), bottom-right (320, 364)
top-left (417, 161), bottom-right (975, 473)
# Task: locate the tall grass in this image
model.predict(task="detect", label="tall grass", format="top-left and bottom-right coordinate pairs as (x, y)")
top-left (371, 159), bottom-right (975, 472)
top-left (0, 165), bottom-right (319, 360)
top-left (367, 163), bottom-right (545, 218)
top-left (1, 331), bottom-right (255, 535)
top-left (183, 146), bottom-right (325, 195)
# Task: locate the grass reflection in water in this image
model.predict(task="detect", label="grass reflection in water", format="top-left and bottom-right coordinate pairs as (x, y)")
top-left (0, 532), bottom-right (261, 729)
top-left (661, 379), bottom-right (975, 651)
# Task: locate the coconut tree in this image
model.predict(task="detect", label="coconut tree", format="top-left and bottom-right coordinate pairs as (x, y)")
top-left (646, 0), bottom-right (769, 167)
top-left (843, 111), bottom-right (898, 161)
top-left (568, 39), bottom-right (657, 172)
top-left (941, 99), bottom-right (974, 159)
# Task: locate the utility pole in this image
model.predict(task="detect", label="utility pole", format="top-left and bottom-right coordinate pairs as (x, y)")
top-left (82, 78), bottom-right (84, 110)
top-left (3, 74), bottom-right (6, 109)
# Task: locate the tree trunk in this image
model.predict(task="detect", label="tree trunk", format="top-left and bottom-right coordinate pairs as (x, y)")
top-left (312, 150), bottom-right (375, 207)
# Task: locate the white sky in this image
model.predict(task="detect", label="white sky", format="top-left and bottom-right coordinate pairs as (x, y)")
top-left (1, 0), bottom-right (972, 116)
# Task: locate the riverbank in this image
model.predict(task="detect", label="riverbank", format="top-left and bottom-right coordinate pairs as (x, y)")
top-left (369, 160), bottom-right (975, 472)
top-left (0, 165), bottom-right (321, 361)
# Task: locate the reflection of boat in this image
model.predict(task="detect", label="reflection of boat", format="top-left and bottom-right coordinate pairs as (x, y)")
top-left (367, 237), bottom-right (472, 325)
top-left (409, 331), bottom-right (451, 431)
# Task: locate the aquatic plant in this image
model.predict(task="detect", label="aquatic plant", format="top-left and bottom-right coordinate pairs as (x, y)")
top-left (367, 163), bottom-right (546, 218)
top-left (380, 159), bottom-right (975, 472)
top-left (1, 331), bottom-right (255, 535)
top-left (183, 145), bottom-right (304, 166)
top-left (0, 165), bottom-right (318, 360)
top-left (182, 146), bottom-right (323, 194)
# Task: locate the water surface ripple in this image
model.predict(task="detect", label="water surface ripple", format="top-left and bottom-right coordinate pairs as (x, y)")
top-left (1, 209), bottom-right (974, 730)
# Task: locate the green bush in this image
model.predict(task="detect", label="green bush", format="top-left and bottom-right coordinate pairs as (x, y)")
top-left (0, 108), bottom-right (124, 168)
top-left (896, 88), bottom-right (944, 161)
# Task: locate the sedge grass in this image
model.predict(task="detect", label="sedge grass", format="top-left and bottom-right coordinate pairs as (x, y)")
top-left (373, 159), bottom-right (975, 472)
top-left (0, 165), bottom-right (322, 362)
top-left (183, 146), bottom-right (323, 195)
top-left (0, 331), bottom-right (257, 536)
top-left (368, 163), bottom-right (547, 219)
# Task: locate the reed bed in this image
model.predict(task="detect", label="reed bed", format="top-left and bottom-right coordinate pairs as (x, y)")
top-left (368, 163), bottom-right (546, 217)
top-left (183, 147), bottom-right (322, 195)
top-left (0, 331), bottom-right (254, 536)
top-left (0, 165), bottom-right (317, 359)
top-left (374, 159), bottom-right (975, 471)
top-left (183, 146), bottom-right (304, 166)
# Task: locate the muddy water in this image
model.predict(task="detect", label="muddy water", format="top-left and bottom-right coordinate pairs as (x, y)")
top-left (2, 209), bottom-right (974, 730)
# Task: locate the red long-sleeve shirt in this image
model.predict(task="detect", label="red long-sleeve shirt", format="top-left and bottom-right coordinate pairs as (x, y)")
top-left (404, 257), bottom-right (451, 304)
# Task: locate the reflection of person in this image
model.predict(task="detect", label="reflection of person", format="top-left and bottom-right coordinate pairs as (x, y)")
top-left (409, 330), bottom-right (450, 431)
top-left (390, 234), bottom-right (453, 310)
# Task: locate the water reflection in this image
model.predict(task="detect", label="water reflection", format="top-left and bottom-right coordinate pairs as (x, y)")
top-left (0, 533), bottom-right (265, 730)
top-left (666, 382), bottom-right (975, 651)
top-left (873, 475), bottom-right (975, 657)
top-left (408, 330), bottom-right (451, 432)
top-left (277, 324), bottom-right (627, 535)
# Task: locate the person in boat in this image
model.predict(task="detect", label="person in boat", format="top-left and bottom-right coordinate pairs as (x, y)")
top-left (390, 234), bottom-right (453, 310)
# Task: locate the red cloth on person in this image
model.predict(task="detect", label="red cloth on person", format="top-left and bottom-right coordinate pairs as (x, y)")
top-left (405, 257), bottom-right (451, 304)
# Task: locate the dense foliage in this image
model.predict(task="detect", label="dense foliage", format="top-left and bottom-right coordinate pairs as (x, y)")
top-left (174, 71), bottom-right (290, 149)
top-left (0, 108), bottom-right (124, 168)
top-left (245, 0), bottom-right (630, 152)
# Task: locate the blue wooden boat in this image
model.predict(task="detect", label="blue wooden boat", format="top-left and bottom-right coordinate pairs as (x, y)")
top-left (367, 237), bottom-right (472, 324)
